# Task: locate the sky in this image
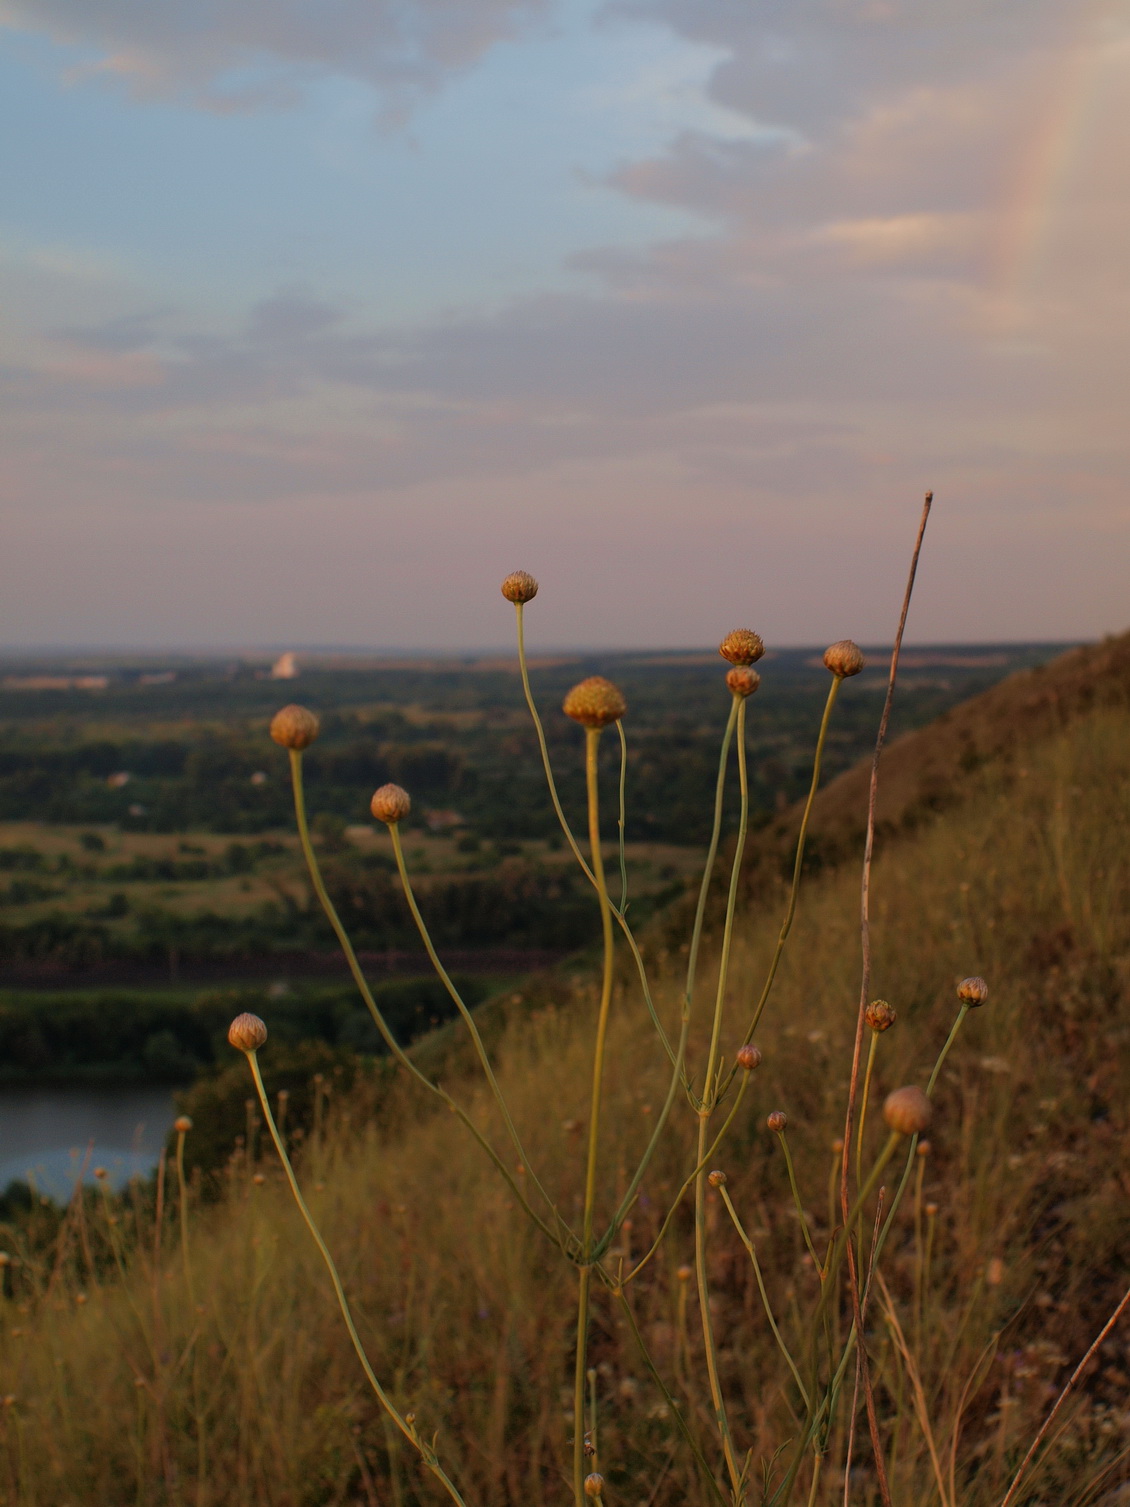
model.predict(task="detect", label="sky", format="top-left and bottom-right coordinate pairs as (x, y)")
top-left (1, 0), bottom-right (1129, 651)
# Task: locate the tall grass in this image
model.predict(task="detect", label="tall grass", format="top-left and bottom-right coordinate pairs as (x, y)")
top-left (2, 678), bottom-right (1130, 1504)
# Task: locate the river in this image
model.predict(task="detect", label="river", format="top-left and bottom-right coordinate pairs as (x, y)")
top-left (0, 1087), bottom-right (177, 1199)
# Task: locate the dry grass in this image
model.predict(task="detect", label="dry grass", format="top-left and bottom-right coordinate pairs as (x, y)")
top-left (2, 696), bottom-right (1130, 1506)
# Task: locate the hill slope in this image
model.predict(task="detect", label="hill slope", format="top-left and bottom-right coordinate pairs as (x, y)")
top-left (2, 653), bottom-right (1130, 1505)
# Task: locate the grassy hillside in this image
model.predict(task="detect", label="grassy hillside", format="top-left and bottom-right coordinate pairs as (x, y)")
top-left (1, 642), bottom-right (1129, 1505)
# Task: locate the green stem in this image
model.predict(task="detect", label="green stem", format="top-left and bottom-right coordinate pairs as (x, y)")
top-left (684, 698), bottom-right (739, 1036)
top-left (244, 1050), bottom-right (467, 1507)
top-left (514, 603), bottom-right (676, 1064)
top-left (616, 720), bottom-right (629, 913)
top-left (389, 822), bottom-right (558, 1217)
top-left (693, 693), bottom-right (750, 1500)
top-left (719, 1187), bottom-right (809, 1408)
top-left (775, 1130), bottom-right (822, 1275)
top-left (574, 724), bottom-right (618, 1507)
top-left (615, 1073), bottom-right (750, 1284)
top-left (873, 1004), bottom-right (971, 1267)
top-left (740, 676), bottom-right (842, 1048)
top-left (855, 1032), bottom-right (880, 1195)
top-left (615, 1290), bottom-right (730, 1507)
top-left (288, 750), bottom-right (571, 1253)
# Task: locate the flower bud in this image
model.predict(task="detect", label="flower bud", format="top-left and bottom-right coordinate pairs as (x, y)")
top-left (767, 1110), bottom-right (788, 1134)
top-left (269, 704), bottom-right (320, 750)
top-left (865, 1000), bottom-right (897, 1033)
top-left (371, 783), bottom-right (411, 824)
top-left (93, 1167), bottom-right (107, 1180)
top-left (883, 1086), bottom-right (932, 1137)
top-left (719, 629), bottom-right (765, 666)
top-left (563, 677), bottom-right (626, 728)
top-left (228, 1013), bottom-right (268, 1053)
top-left (707, 1169), bottom-right (726, 1189)
top-left (957, 976), bottom-right (989, 1007)
top-left (174, 1115), bottom-right (193, 1134)
top-left (736, 1044), bottom-right (762, 1072)
top-left (584, 1474), bottom-right (605, 1499)
top-left (823, 640), bottom-right (865, 678)
top-left (500, 570), bottom-right (539, 604)
top-left (676, 1264), bottom-right (693, 1283)
top-left (725, 666), bottom-right (761, 699)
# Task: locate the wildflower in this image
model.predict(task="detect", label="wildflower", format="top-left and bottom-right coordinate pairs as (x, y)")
top-left (719, 629), bottom-right (765, 666)
top-left (563, 677), bottom-right (626, 728)
top-left (865, 1000), bottom-right (897, 1033)
top-left (500, 571), bottom-right (539, 603)
top-left (371, 784), bottom-right (411, 824)
top-left (228, 1013), bottom-right (268, 1053)
top-left (823, 641), bottom-right (865, 678)
top-left (883, 1086), bottom-right (932, 1136)
top-left (725, 666), bottom-right (761, 698)
top-left (269, 704), bottom-right (320, 750)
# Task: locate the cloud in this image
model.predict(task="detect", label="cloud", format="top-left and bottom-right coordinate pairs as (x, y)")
top-left (3, 0), bottom-right (1130, 646)
top-left (0, 0), bottom-right (547, 109)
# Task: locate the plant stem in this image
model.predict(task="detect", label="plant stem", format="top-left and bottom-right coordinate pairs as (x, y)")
top-left (514, 602), bottom-right (676, 1063)
top-left (244, 1049), bottom-right (468, 1507)
top-left (574, 725), bottom-right (617, 1507)
top-left (719, 1187), bottom-right (809, 1408)
top-left (740, 676), bottom-right (842, 1046)
top-left (693, 693), bottom-right (750, 1500)
top-left (287, 749), bottom-right (570, 1251)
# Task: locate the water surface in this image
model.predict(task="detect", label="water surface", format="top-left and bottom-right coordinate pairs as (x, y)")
top-left (0, 1087), bottom-right (176, 1198)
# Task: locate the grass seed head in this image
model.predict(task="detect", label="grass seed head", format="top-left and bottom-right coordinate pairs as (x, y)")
top-left (500, 570), bottom-right (539, 603)
top-left (228, 1013), bottom-right (268, 1054)
top-left (371, 783), bottom-right (411, 824)
top-left (823, 640), bottom-right (865, 678)
top-left (584, 1473), bottom-right (605, 1498)
top-left (707, 1169), bottom-right (726, 1189)
top-left (957, 975), bottom-right (989, 1007)
top-left (883, 1085), bottom-right (932, 1137)
top-left (736, 1043), bottom-right (762, 1072)
top-left (719, 629), bottom-right (765, 666)
top-left (174, 1115), bottom-right (193, 1134)
top-left (269, 704), bottom-right (320, 750)
top-left (865, 999), bottom-right (897, 1033)
top-left (725, 666), bottom-right (761, 699)
top-left (563, 676), bottom-right (626, 728)
top-left (767, 1110), bottom-right (788, 1133)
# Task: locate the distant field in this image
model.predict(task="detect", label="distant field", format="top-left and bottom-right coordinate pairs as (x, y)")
top-left (0, 642), bottom-right (1074, 997)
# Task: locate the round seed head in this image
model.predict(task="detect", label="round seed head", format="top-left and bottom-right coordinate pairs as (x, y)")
top-left (500, 570), bottom-right (539, 604)
top-left (563, 676), bottom-right (626, 728)
top-left (584, 1474), bottom-right (605, 1499)
top-left (228, 1013), bottom-right (268, 1054)
top-left (736, 1043), bottom-right (762, 1072)
top-left (173, 1115), bottom-right (193, 1134)
top-left (957, 975), bottom-right (989, 1007)
top-left (865, 999), bottom-right (897, 1033)
top-left (823, 640), bottom-right (865, 678)
top-left (93, 1167), bottom-right (107, 1180)
top-left (269, 704), bottom-right (320, 750)
top-left (707, 1169), bottom-right (726, 1189)
top-left (371, 783), bottom-right (411, 824)
top-left (883, 1086), bottom-right (932, 1137)
top-left (719, 629), bottom-right (765, 666)
top-left (676, 1263), bottom-right (693, 1283)
top-left (767, 1110), bottom-right (788, 1134)
top-left (725, 666), bottom-right (761, 699)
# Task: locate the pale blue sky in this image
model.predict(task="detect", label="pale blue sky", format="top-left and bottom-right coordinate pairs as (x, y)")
top-left (2, 0), bottom-right (1129, 650)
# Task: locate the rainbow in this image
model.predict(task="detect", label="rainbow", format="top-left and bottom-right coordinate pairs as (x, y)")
top-left (987, 0), bottom-right (1119, 330)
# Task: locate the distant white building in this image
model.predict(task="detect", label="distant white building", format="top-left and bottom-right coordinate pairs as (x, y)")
top-left (270, 651), bottom-right (299, 680)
